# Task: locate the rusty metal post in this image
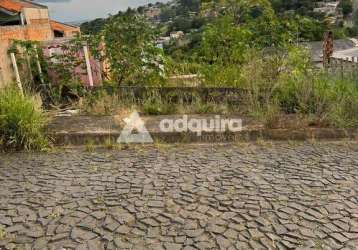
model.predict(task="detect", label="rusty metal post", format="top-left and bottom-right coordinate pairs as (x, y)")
top-left (323, 31), bottom-right (333, 68)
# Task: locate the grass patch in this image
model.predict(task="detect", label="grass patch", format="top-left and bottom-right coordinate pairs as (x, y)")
top-left (0, 86), bottom-right (48, 151)
top-left (79, 88), bottom-right (236, 116)
top-left (85, 139), bottom-right (95, 152)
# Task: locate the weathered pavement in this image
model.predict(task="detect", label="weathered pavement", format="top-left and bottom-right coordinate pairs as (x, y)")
top-left (0, 142), bottom-right (358, 250)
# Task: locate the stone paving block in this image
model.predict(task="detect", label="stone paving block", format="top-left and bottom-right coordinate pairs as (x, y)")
top-left (0, 142), bottom-right (357, 249)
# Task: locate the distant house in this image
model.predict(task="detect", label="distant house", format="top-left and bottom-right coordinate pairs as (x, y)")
top-left (313, 1), bottom-right (342, 24)
top-left (144, 7), bottom-right (161, 21)
top-left (0, 0), bottom-right (80, 85)
top-left (50, 20), bottom-right (80, 38)
top-left (156, 36), bottom-right (171, 49)
top-left (170, 31), bottom-right (184, 40)
top-left (314, 1), bottom-right (340, 15)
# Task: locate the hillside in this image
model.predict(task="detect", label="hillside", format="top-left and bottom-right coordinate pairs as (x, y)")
top-left (81, 0), bottom-right (356, 41)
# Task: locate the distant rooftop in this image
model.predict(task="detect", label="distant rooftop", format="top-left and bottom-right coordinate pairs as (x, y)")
top-left (302, 39), bottom-right (357, 62)
top-left (50, 20), bottom-right (79, 30)
top-left (332, 47), bottom-right (358, 60)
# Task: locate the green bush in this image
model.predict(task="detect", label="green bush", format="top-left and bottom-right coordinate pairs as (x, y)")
top-left (200, 64), bottom-right (242, 87)
top-left (0, 86), bottom-right (48, 151)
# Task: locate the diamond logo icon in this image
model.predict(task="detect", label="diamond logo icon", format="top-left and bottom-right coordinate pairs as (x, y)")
top-left (117, 111), bottom-right (153, 144)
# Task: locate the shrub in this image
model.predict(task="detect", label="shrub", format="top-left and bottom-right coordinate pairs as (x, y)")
top-left (0, 86), bottom-right (48, 151)
top-left (103, 14), bottom-right (167, 86)
top-left (313, 75), bottom-right (358, 128)
top-left (278, 69), bottom-right (358, 128)
top-left (200, 64), bottom-right (242, 87)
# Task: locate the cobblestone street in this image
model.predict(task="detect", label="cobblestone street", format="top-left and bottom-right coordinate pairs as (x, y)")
top-left (0, 142), bottom-right (358, 249)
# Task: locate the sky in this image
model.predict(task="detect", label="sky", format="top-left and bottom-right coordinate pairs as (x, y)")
top-left (35, 0), bottom-right (169, 23)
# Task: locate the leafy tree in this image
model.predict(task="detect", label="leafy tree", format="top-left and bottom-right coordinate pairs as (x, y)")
top-left (169, 16), bottom-right (194, 33)
top-left (81, 18), bottom-right (106, 34)
top-left (160, 6), bottom-right (177, 22)
top-left (286, 15), bottom-right (327, 41)
top-left (102, 14), bottom-right (166, 85)
top-left (180, 0), bottom-right (201, 12)
top-left (339, 0), bottom-right (353, 17)
top-left (201, 0), bottom-right (293, 48)
top-left (269, 0), bottom-right (318, 15)
top-left (200, 15), bottom-right (250, 65)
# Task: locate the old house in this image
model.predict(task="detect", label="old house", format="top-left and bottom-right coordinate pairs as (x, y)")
top-left (0, 0), bottom-right (80, 86)
top-left (313, 1), bottom-right (343, 24)
top-left (50, 20), bottom-right (80, 38)
top-left (144, 7), bottom-right (161, 22)
top-left (314, 1), bottom-right (340, 16)
top-left (170, 31), bottom-right (184, 40)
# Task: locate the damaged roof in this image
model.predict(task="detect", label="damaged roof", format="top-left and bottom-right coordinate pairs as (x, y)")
top-left (50, 20), bottom-right (79, 32)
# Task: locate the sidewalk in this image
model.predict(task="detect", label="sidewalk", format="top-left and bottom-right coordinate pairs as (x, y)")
top-left (47, 114), bottom-right (358, 145)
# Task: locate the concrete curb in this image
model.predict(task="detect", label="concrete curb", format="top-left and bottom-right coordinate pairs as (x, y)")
top-left (49, 128), bottom-right (358, 146)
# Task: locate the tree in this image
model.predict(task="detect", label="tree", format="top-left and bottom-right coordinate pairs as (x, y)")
top-left (160, 6), bottom-right (176, 22)
top-left (80, 18), bottom-right (106, 34)
top-left (208, 0), bottom-right (292, 47)
top-left (286, 15), bottom-right (327, 42)
top-left (200, 15), bottom-right (250, 65)
top-left (169, 16), bottom-right (194, 33)
top-left (269, 0), bottom-right (318, 15)
top-left (198, 0), bottom-right (296, 67)
top-left (102, 14), bottom-right (166, 85)
top-left (180, 0), bottom-right (201, 12)
top-left (339, 0), bottom-right (353, 17)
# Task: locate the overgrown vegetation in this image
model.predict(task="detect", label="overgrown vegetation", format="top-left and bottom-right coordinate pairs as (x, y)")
top-left (75, 0), bottom-right (358, 129)
top-left (0, 86), bottom-right (48, 151)
top-left (236, 47), bottom-right (358, 128)
top-left (5, 0), bottom-right (358, 134)
top-left (8, 39), bottom-right (88, 107)
top-left (79, 64), bottom-right (358, 129)
top-left (79, 89), bottom-right (237, 116)
top-left (101, 14), bottom-right (166, 85)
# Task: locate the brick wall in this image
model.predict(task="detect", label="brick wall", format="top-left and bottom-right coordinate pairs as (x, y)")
top-left (29, 19), bottom-right (50, 25)
top-left (0, 41), bottom-right (12, 87)
top-left (23, 8), bottom-right (49, 25)
top-left (0, 24), bottom-right (54, 41)
top-left (0, 24), bottom-right (54, 86)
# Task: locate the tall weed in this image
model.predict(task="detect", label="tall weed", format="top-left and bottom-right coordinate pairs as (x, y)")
top-left (0, 86), bottom-right (48, 151)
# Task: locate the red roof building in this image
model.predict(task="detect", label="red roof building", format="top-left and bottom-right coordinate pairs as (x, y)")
top-left (0, 0), bottom-right (81, 85)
